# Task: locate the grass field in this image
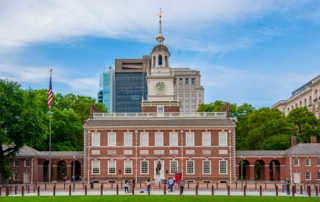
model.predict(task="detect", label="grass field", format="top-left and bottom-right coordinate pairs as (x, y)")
top-left (0, 196), bottom-right (318, 202)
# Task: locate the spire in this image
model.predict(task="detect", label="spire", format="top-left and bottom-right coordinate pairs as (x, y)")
top-left (156, 8), bottom-right (164, 45)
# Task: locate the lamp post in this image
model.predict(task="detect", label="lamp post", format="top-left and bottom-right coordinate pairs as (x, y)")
top-left (241, 155), bottom-right (244, 191)
top-left (135, 130), bottom-right (138, 183)
top-left (180, 130), bottom-right (184, 178)
top-left (73, 155), bottom-right (75, 192)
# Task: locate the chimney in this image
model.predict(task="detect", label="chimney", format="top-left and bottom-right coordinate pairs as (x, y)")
top-left (310, 136), bottom-right (317, 143)
top-left (291, 136), bottom-right (297, 147)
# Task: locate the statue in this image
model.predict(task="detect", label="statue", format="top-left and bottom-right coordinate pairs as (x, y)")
top-left (156, 161), bottom-right (161, 174)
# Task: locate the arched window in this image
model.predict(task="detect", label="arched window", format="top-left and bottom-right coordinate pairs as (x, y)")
top-left (291, 105), bottom-right (293, 110)
top-left (309, 96), bottom-right (312, 106)
top-left (315, 89), bottom-right (318, 99)
top-left (153, 56), bottom-right (156, 67)
top-left (158, 55), bottom-right (162, 66)
top-left (165, 56), bottom-right (168, 67)
top-left (295, 103), bottom-right (298, 108)
top-left (304, 98), bottom-right (307, 107)
top-left (299, 101), bottom-right (302, 106)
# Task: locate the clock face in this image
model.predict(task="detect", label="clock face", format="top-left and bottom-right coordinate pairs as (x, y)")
top-left (156, 82), bottom-right (166, 92)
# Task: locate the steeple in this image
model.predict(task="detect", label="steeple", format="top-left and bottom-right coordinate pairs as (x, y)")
top-left (156, 8), bottom-right (164, 45)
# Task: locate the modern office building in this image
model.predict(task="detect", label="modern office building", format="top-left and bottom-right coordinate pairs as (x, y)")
top-left (97, 66), bottom-right (114, 113)
top-left (172, 68), bottom-right (204, 113)
top-left (114, 56), bottom-right (150, 112)
top-left (272, 75), bottom-right (320, 118)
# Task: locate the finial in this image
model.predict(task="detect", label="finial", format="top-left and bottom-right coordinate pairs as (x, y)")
top-left (157, 8), bottom-right (162, 19)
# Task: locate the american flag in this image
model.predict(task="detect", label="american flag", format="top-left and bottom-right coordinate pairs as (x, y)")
top-left (48, 69), bottom-right (53, 108)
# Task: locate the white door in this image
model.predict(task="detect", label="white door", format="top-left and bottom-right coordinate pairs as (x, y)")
top-left (293, 172), bottom-right (300, 183)
top-left (23, 172), bottom-right (30, 184)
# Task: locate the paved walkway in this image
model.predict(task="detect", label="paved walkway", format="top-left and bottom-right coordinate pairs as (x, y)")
top-left (2, 188), bottom-right (318, 197)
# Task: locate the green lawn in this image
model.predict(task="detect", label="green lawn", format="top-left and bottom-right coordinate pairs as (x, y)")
top-left (0, 196), bottom-right (318, 202)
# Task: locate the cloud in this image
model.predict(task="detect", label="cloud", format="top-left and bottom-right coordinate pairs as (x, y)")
top-left (0, 0), bottom-right (312, 54)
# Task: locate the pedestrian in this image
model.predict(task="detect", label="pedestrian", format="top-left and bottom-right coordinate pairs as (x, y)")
top-left (168, 179), bottom-right (173, 192)
top-left (124, 179), bottom-right (129, 193)
top-left (151, 179), bottom-right (155, 191)
top-left (146, 179), bottom-right (151, 193)
top-left (132, 179), bottom-right (136, 191)
top-left (90, 179), bottom-right (94, 189)
top-left (285, 178), bottom-right (290, 195)
top-left (180, 179), bottom-right (185, 194)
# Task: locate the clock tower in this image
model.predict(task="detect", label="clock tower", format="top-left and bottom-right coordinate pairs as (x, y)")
top-left (141, 9), bottom-right (180, 114)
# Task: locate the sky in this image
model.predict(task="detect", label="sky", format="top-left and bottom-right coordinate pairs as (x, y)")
top-left (1, 0), bottom-right (320, 109)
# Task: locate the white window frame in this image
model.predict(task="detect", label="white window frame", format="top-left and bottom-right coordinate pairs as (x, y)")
top-left (124, 160), bottom-right (132, 174)
top-left (186, 132), bottom-right (194, 146)
top-left (316, 172), bottom-right (320, 180)
top-left (92, 132), bottom-right (100, 146)
top-left (14, 160), bottom-right (19, 167)
top-left (155, 132), bottom-right (163, 146)
top-left (203, 160), bottom-right (211, 174)
top-left (24, 159), bottom-right (30, 167)
top-left (108, 160), bottom-right (116, 175)
top-left (305, 171), bottom-right (311, 180)
top-left (140, 132), bottom-right (149, 146)
top-left (305, 158), bottom-right (311, 166)
top-left (140, 160), bottom-right (149, 174)
top-left (170, 160), bottom-right (178, 174)
top-left (92, 160), bottom-right (100, 174)
top-left (186, 160), bottom-right (194, 174)
top-left (316, 158), bottom-right (320, 166)
top-left (219, 160), bottom-right (228, 174)
top-left (108, 132), bottom-right (116, 146)
top-left (219, 132), bottom-right (227, 146)
top-left (170, 132), bottom-right (178, 146)
top-left (293, 158), bottom-right (299, 166)
top-left (202, 132), bottom-right (211, 146)
top-left (124, 132), bottom-right (132, 146)
top-left (13, 172), bottom-right (19, 181)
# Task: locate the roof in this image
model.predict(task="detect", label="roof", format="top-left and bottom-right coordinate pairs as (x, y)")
top-left (152, 44), bottom-right (169, 53)
top-left (236, 150), bottom-right (286, 157)
top-left (284, 143), bottom-right (320, 156)
top-left (84, 118), bottom-right (235, 128)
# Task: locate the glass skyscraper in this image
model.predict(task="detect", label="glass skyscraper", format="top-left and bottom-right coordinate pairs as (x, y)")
top-left (98, 66), bottom-right (114, 113)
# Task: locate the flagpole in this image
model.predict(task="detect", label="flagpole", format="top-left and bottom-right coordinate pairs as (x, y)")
top-left (48, 69), bottom-right (53, 183)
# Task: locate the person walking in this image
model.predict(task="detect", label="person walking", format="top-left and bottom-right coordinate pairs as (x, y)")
top-left (146, 179), bottom-right (151, 193)
top-left (168, 179), bottom-right (173, 192)
top-left (285, 178), bottom-right (291, 195)
top-left (180, 179), bottom-right (185, 194)
top-left (124, 179), bottom-right (129, 193)
top-left (90, 179), bottom-right (94, 189)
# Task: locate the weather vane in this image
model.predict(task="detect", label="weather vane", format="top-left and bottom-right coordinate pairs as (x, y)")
top-left (157, 8), bottom-right (162, 18)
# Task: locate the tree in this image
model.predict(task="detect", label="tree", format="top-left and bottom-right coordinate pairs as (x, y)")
top-left (244, 108), bottom-right (295, 150)
top-left (0, 79), bottom-right (47, 185)
top-left (287, 107), bottom-right (320, 143)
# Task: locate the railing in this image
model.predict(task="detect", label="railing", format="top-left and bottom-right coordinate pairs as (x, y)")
top-left (92, 112), bottom-right (227, 119)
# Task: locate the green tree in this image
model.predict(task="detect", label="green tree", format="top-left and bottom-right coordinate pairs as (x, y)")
top-left (245, 108), bottom-right (295, 150)
top-left (260, 134), bottom-right (292, 150)
top-left (0, 79), bottom-right (47, 185)
top-left (287, 107), bottom-right (320, 143)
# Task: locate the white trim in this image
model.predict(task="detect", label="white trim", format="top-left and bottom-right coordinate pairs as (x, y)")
top-left (316, 158), bottom-right (320, 166)
top-left (108, 160), bottom-right (116, 175)
top-left (305, 171), bottom-right (311, 180)
top-left (140, 160), bottom-right (149, 174)
top-left (108, 132), bottom-right (116, 146)
top-left (140, 132), bottom-right (149, 146)
top-left (219, 132), bottom-right (227, 146)
top-left (92, 160), bottom-right (100, 174)
top-left (202, 132), bottom-right (211, 146)
top-left (124, 160), bottom-right (132, 175)
top-left (293, 158), bottom-right (299, 166)
top-left (14, 159), bottom-right (19, 167)
top-left (219, 160), bottom-right (228, 174)
top-left (13, 172), bottom-right (19, 181)
top-left (202, 160), bottom-right (211, 174)
top-left (186, 132), bottom-right (194, 146)
top-left (170, 132), bottom-right (178, 146)
top-left (186, 160), bottom-right (194, 174)
top-left (124, 132), bottom-right (132, 146)
top-left (170, 160), bottom-right (178, 174)
top-left (155, 132), bottom-right (163, 146)
top-left (92, 132), bottom-right (100, 146)
top-left (305, 158), bottom-right (311, 166)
